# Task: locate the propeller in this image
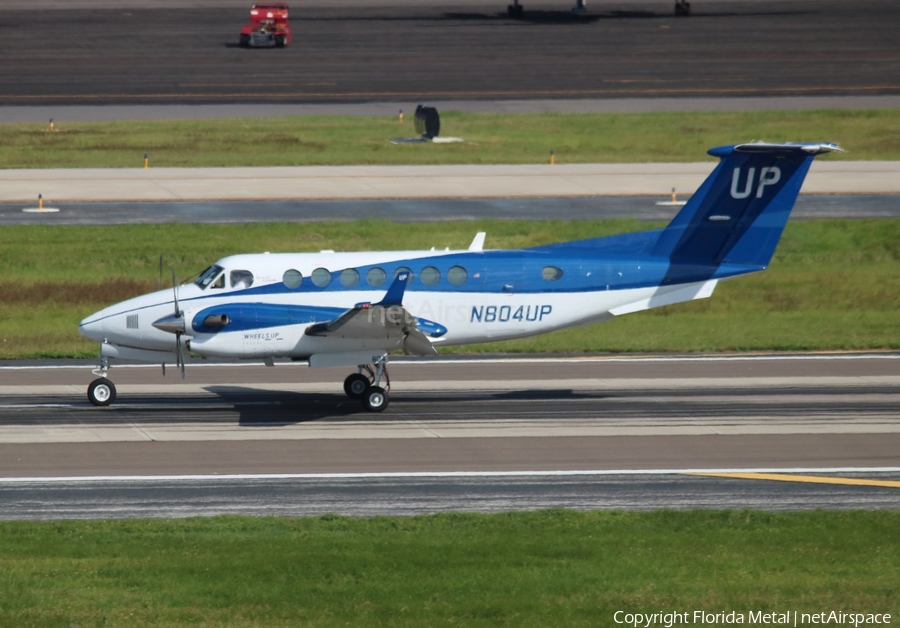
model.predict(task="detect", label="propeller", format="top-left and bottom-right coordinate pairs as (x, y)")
top-left (151, 269), bottom-right (186, 379)
top-left (171, 269), bottom-right (185, 379)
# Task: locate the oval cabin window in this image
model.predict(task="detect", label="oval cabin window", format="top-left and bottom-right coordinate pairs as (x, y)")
top-left (542, 266), bottom-right (563, 282)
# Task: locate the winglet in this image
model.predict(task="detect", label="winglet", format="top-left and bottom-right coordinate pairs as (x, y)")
top-left (468, 232), bottom-right (486, 252)
top-left (377, 271), bottom-right (410, 307)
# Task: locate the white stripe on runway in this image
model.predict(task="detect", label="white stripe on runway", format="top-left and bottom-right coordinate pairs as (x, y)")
top-left (1, 353), bottom-right (898, 370)
top-left (2, 467), bottom-right (899, 484)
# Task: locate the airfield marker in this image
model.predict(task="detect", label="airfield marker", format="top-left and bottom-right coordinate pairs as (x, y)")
top-left (656, 186), bottom-right (687, 207)
top-left (22, 194), bottom-right (60, 214)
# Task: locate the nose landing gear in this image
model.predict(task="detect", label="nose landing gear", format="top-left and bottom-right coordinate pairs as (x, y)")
top-left (88, 355), bottom-right (117, 406)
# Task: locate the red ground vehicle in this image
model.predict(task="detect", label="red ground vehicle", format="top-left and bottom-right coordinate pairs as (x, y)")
top-left (239, 3), bottom-right (292, 48)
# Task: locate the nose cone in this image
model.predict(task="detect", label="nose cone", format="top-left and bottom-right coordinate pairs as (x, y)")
top-left (79, 312), bottom-right (105, 342)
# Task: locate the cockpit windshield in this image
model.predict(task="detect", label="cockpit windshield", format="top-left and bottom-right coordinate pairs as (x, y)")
top-left (195, 264), bottom-right (225, 290)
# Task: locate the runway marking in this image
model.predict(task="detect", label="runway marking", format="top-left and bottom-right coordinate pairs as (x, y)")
top-left (7, 85), bottom-right (900, 101)
top-left (177, 82), bottom-right (337, 88)
top-left (0, 353), bottom-right (896, 370)
top-left (2, 468), bottom-right (899, 484)
top-left (690, 472), bottom-right (900, 489)
top-left (0, 404), bottom-right (77, 409)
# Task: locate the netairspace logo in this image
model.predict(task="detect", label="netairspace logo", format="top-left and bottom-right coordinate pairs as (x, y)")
top-left (613, 610), bottom-right (892, 628)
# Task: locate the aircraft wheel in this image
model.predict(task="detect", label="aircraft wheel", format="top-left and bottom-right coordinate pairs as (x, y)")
top-left (343, 373), bottom-right (370, 399)
top-left (87, 378), bottom-right (116, 407)
top-left (275, 35), bottom-right (285, 47)
top-left (362, 386), bottom-right (388, 413)
top-left (239, 34), bottom-right (250, 47)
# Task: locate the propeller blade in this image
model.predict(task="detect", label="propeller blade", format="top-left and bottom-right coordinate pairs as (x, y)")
top-left (169, 268), bottom-right (185, 378)
top-left (170, 269), bottom-right (182, 317)
top-left (176, 332), bottom-right (186, 379)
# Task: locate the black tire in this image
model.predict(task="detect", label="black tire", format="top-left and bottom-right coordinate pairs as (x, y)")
top-left (87, 378), bottom-right (116, 407)
top-left (239, 34), bottom-right (250, 47)
top-left (362, 386), bottom-right (389, 413)
top-left (343, 373), bottom-right (370, 399)
top-left (274, 34), bottom-right (285, 48)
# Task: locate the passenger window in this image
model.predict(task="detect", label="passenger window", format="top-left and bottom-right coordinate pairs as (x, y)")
top-left (367, 267), bottom-right (386, 287)
top-left (231, 270), bottom-right (254, 289)
top-left (211, 274), bottom-right (225, 289)
top-left (542, 266), bottom-right (563, 282)
top-left (447, 266), bottom-right (467, 286)
top-left (340, 268), bottom-right (360, 287)
top-left (393, 267), bottom-right (414, 284)
top-left (420, 266), bottom-right (440, 286)
top-left (311, 267), bottom-right (331, 288)
top-left (283, 269), bottom-right (303, 290)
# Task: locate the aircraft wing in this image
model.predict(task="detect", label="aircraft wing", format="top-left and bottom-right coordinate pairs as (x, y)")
top-left (304, 271), bottom-right (439, 356)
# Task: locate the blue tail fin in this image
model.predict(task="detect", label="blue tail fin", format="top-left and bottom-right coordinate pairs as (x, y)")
top-left (653, 142), bottom-right (841, 269)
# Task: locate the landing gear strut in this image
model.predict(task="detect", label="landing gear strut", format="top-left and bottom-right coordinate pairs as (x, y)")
top-left (343, 356), bottom-right (390, 412)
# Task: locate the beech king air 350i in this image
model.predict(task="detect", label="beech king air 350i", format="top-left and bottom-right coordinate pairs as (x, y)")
top-left (79, 141), bottom-right (840, 411)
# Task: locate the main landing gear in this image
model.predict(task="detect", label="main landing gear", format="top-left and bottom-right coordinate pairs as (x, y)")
top-left (87, 356), bottom-right (116, 406)
top-left (507, 0), bottom-right (588, 18)
top-left (675, 0), bottom-right (690, 15)
top-left (343, 356), bottom-right (390, 412)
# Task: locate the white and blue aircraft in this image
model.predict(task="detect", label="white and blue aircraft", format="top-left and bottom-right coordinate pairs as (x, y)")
top-left (79, 141), bottom-right (840, 411)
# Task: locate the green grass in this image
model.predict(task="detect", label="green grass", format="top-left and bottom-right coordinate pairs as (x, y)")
top-left (1, 218), bottom-right (899, 359)
top-left (1, 510), bottom-right (898, 627)
top-left (2, 108), bottom-right (900, 168)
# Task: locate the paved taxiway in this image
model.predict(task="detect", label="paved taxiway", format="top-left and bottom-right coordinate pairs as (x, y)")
top-left (3, 0), bottom-right (899, 105)
top-left (2, 355), bottom-right (898, 518)
top-left (3, 162), bottom-right (900, 205)
top-left (6, 95), bottom-right (900, 124)
top-left (2, 194), bottom-right (898, 226)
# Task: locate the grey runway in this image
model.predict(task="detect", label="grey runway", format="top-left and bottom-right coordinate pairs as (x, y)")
top-left (2, 194), bottom-right (898, 225)
top-left (3, 472), bottom-right (899, 521)
top-left (3, 355), bottom-right (899, 519)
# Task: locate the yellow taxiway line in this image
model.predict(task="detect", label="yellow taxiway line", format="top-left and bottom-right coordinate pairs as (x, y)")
top-left (688, 472), bottom-right (900, 489)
